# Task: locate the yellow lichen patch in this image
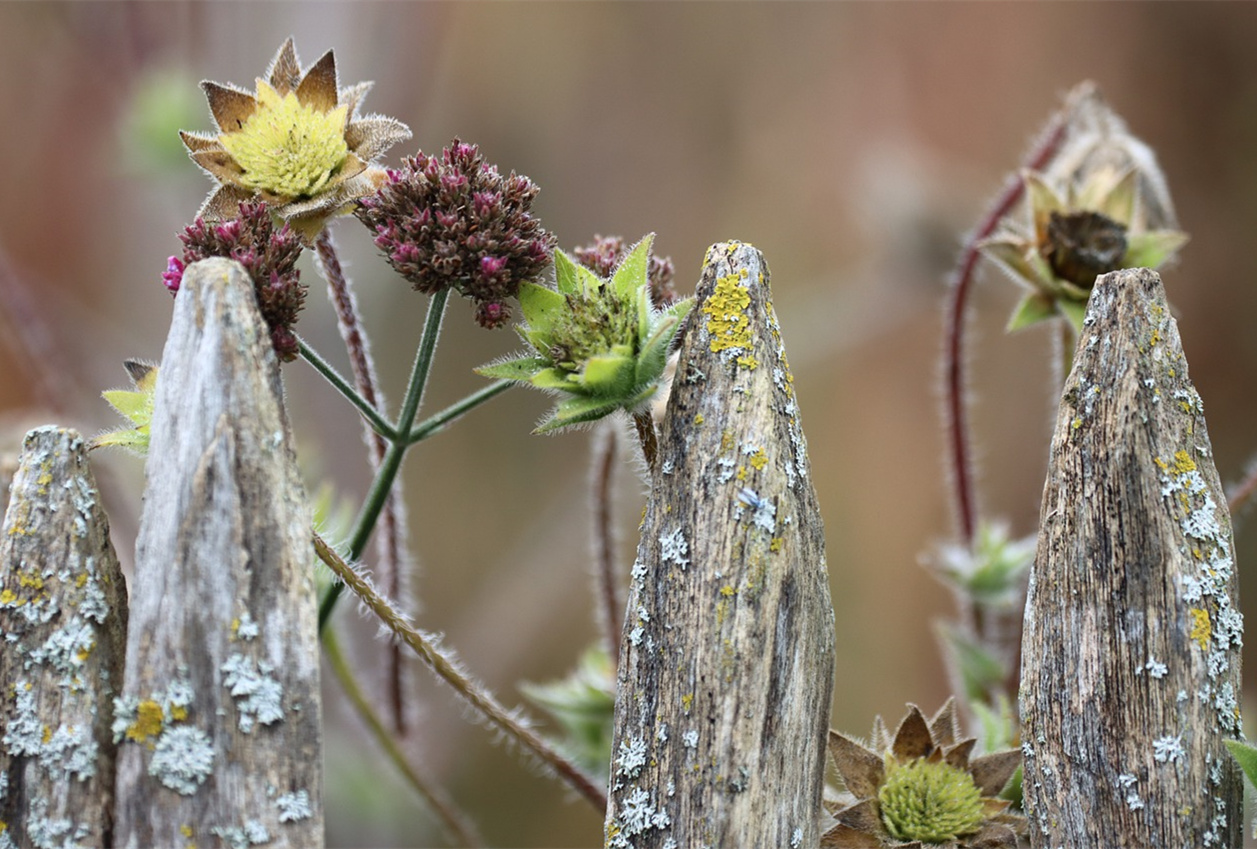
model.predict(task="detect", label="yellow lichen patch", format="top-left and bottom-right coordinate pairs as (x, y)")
top-left (703, 273), bottom-right (753, 355)
top-left (748, 448), bottom-right (768, 470)
top-left (681, 693), bottom-right (694, 714)
top-left (75, 573), bottom-right (88, 589)
top-left (694, 413), bottom-right (705, 426)
top-left (170, 704), bottom-right (189, 722)
top-left (720, 430), bottom-right (735, 454)
top-left (41, 725), bottom-right (52, 745)
top-left (75, 642), bottom-right (94, 662)
top-left (1189, 607), bottom-right (1211, 650)
top-left (0, 588), bottom-right (17, 606)
top-left (1170, 450), bottom-right (1196, 475)
top-left (735, 354), bottom-right (759, 371)
top-left (770, 537), bottom-right (783, 552)
top-left (1071, 417), bottom-right (1083, 431)
top-left (720, 585), bottom-right (736, 597)
top-left (230, 617), bottom-right (241, 639)
top-left (17, 572), bottom-right (43, 590)
top-left (126, 699), bottom-right (165, 742)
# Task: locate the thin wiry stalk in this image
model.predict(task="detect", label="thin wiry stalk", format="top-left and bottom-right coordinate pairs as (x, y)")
top-left (407, 380), bottom-right (513, 445)
top-left (298, 337), bottom-right (397, 440)
top-left (323, 627), bottom-right (484, 848)
top-left (943, 115), bottom-right (1069, 549)
top-left (590, 422), bottom-right (623, 667)
top-left (313, 532), bottom-right (608, 812)
top-left (314, 228), bottom-right (411, 734)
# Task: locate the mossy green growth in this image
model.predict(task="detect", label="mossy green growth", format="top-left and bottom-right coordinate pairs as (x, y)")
top-left (477, 234), bottom-right (692, 433)
top-left (879, 756), bottom-right (986, 843)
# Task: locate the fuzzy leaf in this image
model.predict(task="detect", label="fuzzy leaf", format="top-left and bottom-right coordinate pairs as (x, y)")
top-left (612, 234), bottom-right (654, 304)
top-left (937, 622), bottom-right (1007, 702)
top-left (475, 355), bottom-right (550, 382)
top-left (529, 367), bottom-right (577, 392)
top-left (1124, 229), bottom-right (1189, 270)
top-left (577, 352), bottom-right (636, 397)
top-left (517, 281), bottom-right (568, 340)
top-left (534, 395), bottom-right (622, 433)
top-left (91, 361), bottom-right (159, 456)
top-left (635, 313), bottom-right (682, 388)
top-left (1224, 739), bottom-right (1257, 789)
top-left (1006, 292), bottom-right (1057, 333)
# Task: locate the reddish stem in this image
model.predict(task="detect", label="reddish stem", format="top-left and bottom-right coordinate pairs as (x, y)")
top-left (943, 117), bottom-right (1069, 548)
top-left (591, 424), bottom-right (623, 668)
top-left (314, 229), bottom-right (410, 735)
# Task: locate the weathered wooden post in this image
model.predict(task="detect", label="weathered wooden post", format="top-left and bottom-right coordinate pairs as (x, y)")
top-left (0, 427), bottom-right (129, 847)
top-left (112, 258), bottom-right (322, 848)
top-left (1021, 268), bottom-right (1242, 847)
top-left (604, 243), bottom-right (835, 848)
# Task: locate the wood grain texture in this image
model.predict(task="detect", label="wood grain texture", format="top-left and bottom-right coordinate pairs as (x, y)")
top-left (604, 243), bottom-right (835, 849)
top-left (0, 426), bottom-right (128, 848)
top-left (1020, 268), bottom-right (1242, 848)
top-left (113, 258), bottom-right (322, 848)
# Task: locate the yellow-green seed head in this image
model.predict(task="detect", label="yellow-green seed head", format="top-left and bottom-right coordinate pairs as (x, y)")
top-left (219, 81), bottom-right (349, 201)
top-left (879, 756), bottom-right (986, 844)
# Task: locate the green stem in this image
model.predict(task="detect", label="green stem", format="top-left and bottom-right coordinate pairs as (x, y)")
top-left (407, 380), bottom-right (513, 444)
top-left (313, 532), bottom-right (608, 812)
top-left (323, 627), bottom-right (484, 847)
top-left (319, 288), bottom-right (450, 630)
top-left (298, 337), bottom-right (397, 441)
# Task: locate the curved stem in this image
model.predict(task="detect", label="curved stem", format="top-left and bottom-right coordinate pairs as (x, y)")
top-left (407, 380), bottom-right (513, 444)
top-left (319, 288), bottom-right (450, 631)
top-left (323, 627), bottom-right (484, 847)
top-left (315, 229), bottom-right (411, 732)
top-left (590, 423), bottom-right (622, 667)
top-left (943, 116), bottom-right (1069, 548)
top-left (298, 337), bottom-right (397, 441)
top-left (314, 532), bottom-right (608, 812)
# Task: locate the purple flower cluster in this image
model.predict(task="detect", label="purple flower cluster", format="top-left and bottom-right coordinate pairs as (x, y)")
top-left (573, 235), bottom-right (677, 308)
top-left (356, 139), bottom-right (555, 328)
top-left (164, 203), bottom-right (306, 361)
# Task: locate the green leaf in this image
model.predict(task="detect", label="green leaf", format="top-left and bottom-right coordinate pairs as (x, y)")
top-left (535, 395), bottom-right (622, 433)
top-left (1124, 230), bottom-right (1189, 270)
top-left (1225, 739), bottom-right (1257, 789)
top-left (529, 367), bottom-right (577, 392)
top-left (1092, 167), bottom-right (1137, 226)
top-left (91, 360), bottom-right (159, 456)
top-left (475, 355), bottom-right (549, 381)
top-left (1024, 170), bottom-right (1066, 244)
top-left (936, 622), bottom-right (1007, 702)
top-left (1006, 292), bottom-right (1057, 333)
top-left (517, 281), bottom-right (568, 338)
top-left (578, 352), bottom-right (636, 397)
top-left (553, 248), bottom-right (581, 294)
top-left (612, 234), bottom-right (654, 304)
top-left (635, 313), bottom-right (681, 387)
top-left (1057, 298), bottom-right (1088, 334)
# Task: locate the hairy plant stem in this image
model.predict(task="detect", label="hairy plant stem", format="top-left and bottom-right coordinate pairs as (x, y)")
top-left (631, 409), bottom-right (659, 473)
top-left (318, 287), bottom-right (450, 631)
top-left (943, 116), bottom-right (1069, 551)
top-left (407, 380), bottom-right (513, 444)
top-left (298, 337), bottom-right (397, 440)
top-left (313, 532), bottom-right (608, 812)
top-left (315, 228), bottom-right (415, 732)
top-left (590, 423), bottom-right (623, 667)
top-left (323, 627), bottom-right (484, 848)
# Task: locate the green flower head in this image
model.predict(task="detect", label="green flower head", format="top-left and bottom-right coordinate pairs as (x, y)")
top-left (476, 234), bottom-right (692, 434)
top-left (980, 84), bottom-right (1188, 334)
top-left (822, 701), bottom-right (1025, 849)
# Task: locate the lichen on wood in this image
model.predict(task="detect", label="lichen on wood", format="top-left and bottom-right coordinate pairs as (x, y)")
top-left (0, 426), bottom-right (128, 848)
top-left (112, 258), bottom-right (322, 848)
top-left (604, 242), bottom-right (835, 848)
top-left (1021, 267), bottom-right (1242, 847)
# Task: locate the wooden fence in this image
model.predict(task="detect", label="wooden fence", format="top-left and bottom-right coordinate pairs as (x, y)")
top-left (0, 255), bottom-right (1244, 847)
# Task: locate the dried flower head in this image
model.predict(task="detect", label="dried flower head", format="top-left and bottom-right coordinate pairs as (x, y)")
top-left (476, 234), bottom-right (692, 433)
top-left (822, 701), bottom-right (1025, 849)
top-left (165, 202), bottom-right (306, 361)
top-left (980, 82), bottom-right (1188, 333)
top-left (180, 38), bottom-right (410, 242)
top-left (356, 139), bottom-right (555, 328)
top-left (574, 234), bottom-right (678, 308)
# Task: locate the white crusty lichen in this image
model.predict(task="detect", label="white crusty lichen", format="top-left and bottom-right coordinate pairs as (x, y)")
top-left (149, 725), bottom-right (214, 795)
top-left (276, 789), bottom-right (313, 823)
top-left (659, 527), bottom-right (690, 570)
top-left (222, 653), bottom-right (285, 733)
top-left (616, 737), bottom-right (648, 779)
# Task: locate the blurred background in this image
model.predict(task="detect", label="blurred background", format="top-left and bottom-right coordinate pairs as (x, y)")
top-left (3, 4), bottom-right (1257, 847)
